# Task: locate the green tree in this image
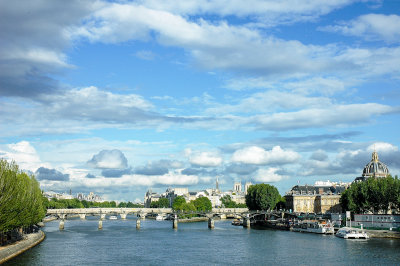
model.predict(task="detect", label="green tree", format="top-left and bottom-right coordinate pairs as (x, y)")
top-left (172, 196), bottom-right (186, 210)
top-left (149, 198), bottom-right (169, 208)
top-left (245, 184), bottom-right (281, 211)
top-left (126, 201), bottom-right (142, 208)
top-left (118, 202), bottom-right (127, 208)
top-left (276, 196), bottom-right (286, 210)
top-left (340, 175), bottom-right (400, 214)
top-left (192, 196), bottom-right (212, 212)
top-left (0, 160), bottom-right (45, 233)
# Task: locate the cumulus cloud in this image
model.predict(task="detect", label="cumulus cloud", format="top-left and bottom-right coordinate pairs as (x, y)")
top-left (0, 141), bottom-right (48, 172)
top-left (0, 0), bottom-right (98, 97)
top-left (40, 86), bottom-right (156, 123)
top-left (101, 168), bottom-right (133, 178)
top-left (86, 173), bottom-right (96, 178)
top-left (310, 150), bottom-right (328, 161)
top-left (253, 167), bottom-right (286, 183)
top-left (134, 160), bottom-right (183, 175)
top-left (186, 149), bottom-right (223, 167)
top-left (35, 167), bottom-right (70, 181)
top-left (231, 146), bottom-right (300, 165)
top-left (301, 142), bottom-right (400, 177)
top-left (87, 149), bottom-right (128, 169)
top-left (320, 14), bottom-right (400, 43)
top-left (71, 2), bottom-right (400, 81)
top-left (225, 163), bottom-right (259, 175)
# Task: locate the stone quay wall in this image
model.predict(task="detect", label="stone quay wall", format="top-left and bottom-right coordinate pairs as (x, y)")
top-left (0, 231), bottom-right (45, 264)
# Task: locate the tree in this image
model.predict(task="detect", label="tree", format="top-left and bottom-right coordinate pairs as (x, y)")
top-left (340, 175), bottom-right (400, 214)
top-left (0, 160), bottom-right (45, 234)
top-left (245, 184), bottom-right (281, 211)
top-left (192, 196), bottom-right (212, 212)
top-left (126, 201), bottom-right (142, 208)
top-left (150, 198), bottom-right (169, 208)
top-left (276, 196), bottom-right (286, 210)
top-left (158, 198), bottom-right (170, 208)
top-left (172, 196), bottom-right (186, 210)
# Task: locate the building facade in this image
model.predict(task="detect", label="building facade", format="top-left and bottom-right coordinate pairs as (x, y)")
top-left (354, 214), bottom-right (400, 229)
top-left (285, 181), bottom-right (348, 214)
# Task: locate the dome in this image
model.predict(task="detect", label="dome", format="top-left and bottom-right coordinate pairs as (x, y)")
top-left (362, 151), bottom-right (390, 178)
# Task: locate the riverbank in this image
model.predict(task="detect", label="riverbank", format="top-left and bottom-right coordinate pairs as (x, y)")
top-left (178, 217), bottom-right (208, 223)
top-left (0, 231), bottom-right (45, 264)
top-left (365, 229), bottom-right (400, 239)
top-left (43, 215), bottom-right (58, 223)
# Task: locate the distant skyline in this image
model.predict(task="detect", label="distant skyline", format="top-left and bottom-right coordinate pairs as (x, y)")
top-left (1, 0), bottom-right (399, 202)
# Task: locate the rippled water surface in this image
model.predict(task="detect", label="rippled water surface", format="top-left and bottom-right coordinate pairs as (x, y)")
top-left (5, 216), bottom-right (400, 265)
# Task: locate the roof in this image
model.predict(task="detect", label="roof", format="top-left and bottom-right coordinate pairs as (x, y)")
top-left (287, 184), bottom-right (346, 195)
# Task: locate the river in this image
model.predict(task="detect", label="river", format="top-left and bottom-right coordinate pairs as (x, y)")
top-left (5, 216), bottom-right (400, 265)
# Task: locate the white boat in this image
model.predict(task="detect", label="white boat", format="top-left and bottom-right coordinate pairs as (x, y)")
top-left (155, 214), bottom-right (165, 221)
top-left (109, 215), bottom-right (118, 220)
top-left (291, 221), bottom-right (334, 234)
top-left (336, 227), bottom-right (369, 239)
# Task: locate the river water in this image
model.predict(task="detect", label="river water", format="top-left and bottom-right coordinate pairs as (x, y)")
top-left (5, 216), bottom-right (400, 265)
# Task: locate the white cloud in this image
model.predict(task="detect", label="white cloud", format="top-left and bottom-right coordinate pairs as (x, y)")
top-left (139, 0), bottom-right (354, 26)
top-left (187, 149), bottom-right (223, 167)
top-left (367, 142), bottom-right (399, 153)
top-left (0, 141), bottom-right (49, 172)
top-left (205, 90), bottom-right (332, 115)
top-left (231, 146), bottom-right (300, 165)
top-left (224, 76), bottom-right (348, 95)
top-left (0, 0), bottom-right (98, 96)
top-left (252, 103), bottom-right (396, 131)
top-left (71, 2), bottom-right (400, 82)
top-left (87, 149), bottom-right (128, 169)
top-left (320, 14), bottom-right (400, 43)
top-left (253, 167), bottom-right (286, 183)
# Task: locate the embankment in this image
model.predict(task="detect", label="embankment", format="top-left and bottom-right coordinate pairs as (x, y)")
top-left (366, 229), bottom-right (400, 239)
top-left (0, 231), bottom-right (45, 264)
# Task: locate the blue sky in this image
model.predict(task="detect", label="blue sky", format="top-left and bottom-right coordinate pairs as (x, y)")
top-left (1, 0), bottom-right (400, 202)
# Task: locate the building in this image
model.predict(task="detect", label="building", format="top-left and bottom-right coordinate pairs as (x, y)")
top-left (144, 189), bottom-right (162, 208)
top-left (143, 179), bottom-right (249, 208)
top-left (354, 214), bottom-right (400, 229)
top-left (76, 192), bottom-right (103, 202)
top-left (44, 191), bottom-right (74, 200)
top-left (244, 182), bottom-right (252, 195)
top-left (285, 181), bottom-right (349, 214)
top-left (355, 150), bottom-right (390, 182)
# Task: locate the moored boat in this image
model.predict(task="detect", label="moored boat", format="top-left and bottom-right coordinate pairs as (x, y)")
top-left (156, 214), bottom-right (165, 221)
top-left (335, 227), bottom-right (369, 239)
top-left (232, 219), bottom-right (242, 226)
top-left (109, 215), bottom-right (118, 220)
top-left (291, 221), bottom-right (334, 234)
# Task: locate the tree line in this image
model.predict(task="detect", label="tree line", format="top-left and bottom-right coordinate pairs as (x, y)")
top-left (44, 197), bottom-right (143, 209)
top-left (340, 175), bottom-right (400, 214)
top-left (149, 184), bottom-right (285, 212)
top-left (0, 160), bottom-right (45, 245)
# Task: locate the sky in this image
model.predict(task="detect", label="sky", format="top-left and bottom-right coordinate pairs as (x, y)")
top-left (1, 0), bottom-right (400, 202)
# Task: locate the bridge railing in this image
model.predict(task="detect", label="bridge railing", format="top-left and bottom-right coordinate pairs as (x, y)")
top-left (47, 207), bottom-right (249, 216)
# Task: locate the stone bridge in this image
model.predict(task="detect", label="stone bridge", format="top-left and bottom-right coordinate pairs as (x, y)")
top-left (47, 207), bottom-right (249, 230)
top-left (47, 207), bottom-right (249, 220)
